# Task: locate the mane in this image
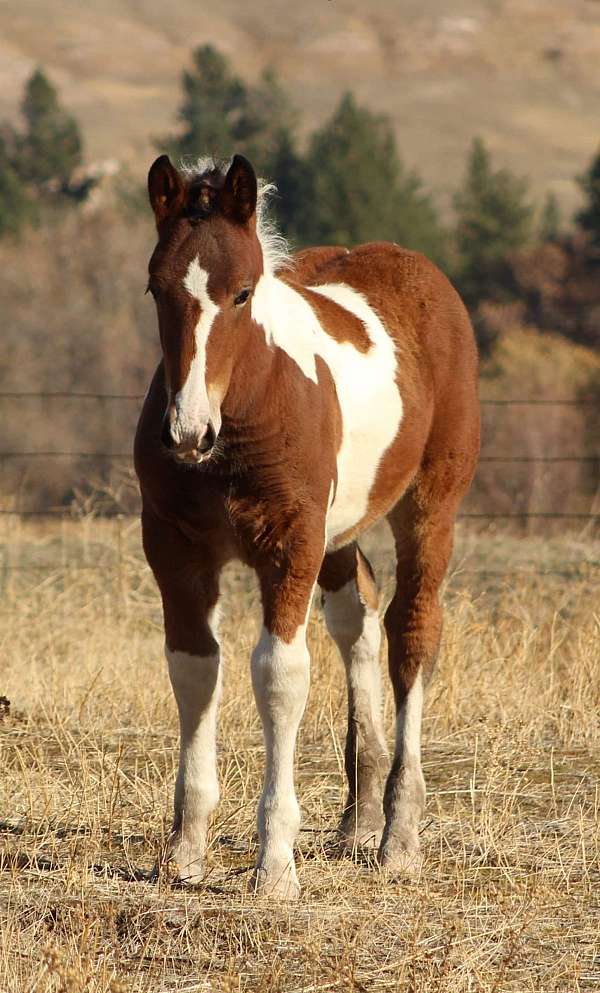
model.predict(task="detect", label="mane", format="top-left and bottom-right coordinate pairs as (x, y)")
top-left (179, 156), bottom-right (292, 276)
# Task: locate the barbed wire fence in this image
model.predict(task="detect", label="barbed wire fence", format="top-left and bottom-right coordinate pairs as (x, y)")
top-left (0, 392), bottom-right (598, 584)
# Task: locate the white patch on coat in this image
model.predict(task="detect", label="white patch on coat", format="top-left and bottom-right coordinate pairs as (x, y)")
top-left (172, 258), bottom-right (220, 443)
top-left (251, 276), bottom-right (321, 382)
top-left (251, 275), bottom-right (403, 543)
top-left (251, 623), bottom-right (310, 896)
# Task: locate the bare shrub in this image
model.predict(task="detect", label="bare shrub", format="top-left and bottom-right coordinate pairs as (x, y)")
top-left (468, 326), bottom-right (600, 528)
top-left (509, 234), bottom-right (600, 352)
top-left (0, 208), bottom-right (158, 509)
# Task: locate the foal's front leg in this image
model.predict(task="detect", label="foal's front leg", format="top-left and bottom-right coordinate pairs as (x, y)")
top-left (166, 616), bottom-right (221, 883)
top-left (142, 513), bottom-right (223, 883)
top-left (251, 553), bottom-right (323, 899)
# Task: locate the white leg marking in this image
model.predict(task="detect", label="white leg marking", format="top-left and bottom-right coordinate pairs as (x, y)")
top-left (166, 645), bottom-right (222, 882)
top-left (251, 625), bottom-right (310, 898)
top-left (379, 670), bottom-right (425, 873)
top-left (324, 581), bottom-right (388, 845)
top-left (394, 669), bottom-right (423, 768)
top-left (324, 581), bottom-right (385, 744)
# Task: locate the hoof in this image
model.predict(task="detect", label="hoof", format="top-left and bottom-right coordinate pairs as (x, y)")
top-left (378, 840), bottom-right (423, 878)
top-left (170, 836), bottom-right (206, 885)
top-left (337, 823), bottom-right (382, 851)
top-left (338, 803), bottom-right (384, 851)
top-left (252, 864), bottom-right (301, 901)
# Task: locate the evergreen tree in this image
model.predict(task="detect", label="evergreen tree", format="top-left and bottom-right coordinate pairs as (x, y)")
top-left (14, 69), bottom-right (82, 195)
top-left (265, 127), bottom-right (310, 245)
top-left (0, 133), bottom-right (37, 237)
top-left (576, 147), bottom-right (600, 255)
top-left (165, 47), bottom-right (308, 243)
top-left (539, 191), bottom-right (561, 243)
top-left (453, 137), bottom-right (533, 305)
top-left (165, 55), bottom-right (447, 258)
top-left (301, 93), bottom-right (446, 262)
top-left (238, 68), bottom-right (299, 177)
top-left (169, 45), bottom-right (249, 161)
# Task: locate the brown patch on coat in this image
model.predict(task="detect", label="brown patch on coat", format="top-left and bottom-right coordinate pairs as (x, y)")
top-left (279, 246), bottom-right (372, 353)
top-left (285, 246), bottom-right (349, 283)
top-left (294, 285), bottom-right (372, 352)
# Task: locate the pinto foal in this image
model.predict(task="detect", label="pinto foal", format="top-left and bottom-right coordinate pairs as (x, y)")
top-left (134, 154), bottom-right (479, 898)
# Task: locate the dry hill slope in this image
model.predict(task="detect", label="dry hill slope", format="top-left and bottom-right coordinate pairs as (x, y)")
top-left (1, 0), bottom-right (600, 214)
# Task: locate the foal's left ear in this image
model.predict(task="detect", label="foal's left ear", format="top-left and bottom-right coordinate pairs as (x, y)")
top-left (221, 155), bottom-right (257, 225)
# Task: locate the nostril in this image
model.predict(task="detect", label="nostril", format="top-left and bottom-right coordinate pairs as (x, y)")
top-left (199, 422), bottom-right (216, 454)
top-left (161, 417), bottom-right (173, 450)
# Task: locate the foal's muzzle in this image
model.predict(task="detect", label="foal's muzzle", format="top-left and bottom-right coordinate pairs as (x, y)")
top-left (161, 417), bottom-right (217, 464)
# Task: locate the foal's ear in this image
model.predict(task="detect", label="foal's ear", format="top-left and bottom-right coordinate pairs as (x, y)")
top-left (148, 155), bottom-right (185, 226)
top-left (221, 155), bottom-right (257, 225)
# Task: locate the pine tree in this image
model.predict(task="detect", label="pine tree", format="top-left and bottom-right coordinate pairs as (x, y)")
top-left (453, 137), bottom-right (533, 305)
top-left (576, 148), bottom-right (600, 255)
top-left (168, 45), bottom-right (248, 162)
top-left (301, 93), bottom-right (446, 262)
top-left (238, 69), bottom-right (299, 176)
top-left (164, 48), bottom-right (308, 243)
top-left (539, 191), bottom-right (561, 243)
top-left (265, 128), bottom-right (311, 245)
top-left (0, 133), bottom-right (37, 237)
top-left (14, 69), bottom-right (82, 195)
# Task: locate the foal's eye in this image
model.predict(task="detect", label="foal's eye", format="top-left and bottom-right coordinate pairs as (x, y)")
top-left (234, 288), bottom-right (251, 307)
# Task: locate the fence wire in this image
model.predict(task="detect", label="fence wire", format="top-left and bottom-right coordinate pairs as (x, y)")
top-left (0, 392), bottom-right (598, 523)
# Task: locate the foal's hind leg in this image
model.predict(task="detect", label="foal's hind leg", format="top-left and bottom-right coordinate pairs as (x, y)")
top-left (319, 545), bottom-right (388, 849)
top-left (379, 478), bottom-right (463, 874)
top-left (142, 511), bottom-right (224, 883)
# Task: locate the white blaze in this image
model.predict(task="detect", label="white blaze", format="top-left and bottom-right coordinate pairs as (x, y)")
top-left (172, 257), bottom-right (220, 443)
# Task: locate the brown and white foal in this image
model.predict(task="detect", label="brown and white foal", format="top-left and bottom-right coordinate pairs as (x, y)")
top-left (134, 153), bottom-right (480, 898)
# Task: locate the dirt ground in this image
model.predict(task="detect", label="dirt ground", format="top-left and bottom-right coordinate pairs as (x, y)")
top-left (1, 518), bottom-right (599, 992)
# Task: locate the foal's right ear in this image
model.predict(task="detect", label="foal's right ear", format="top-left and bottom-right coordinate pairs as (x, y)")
top-left (148, 155), bottom-right (185, 226)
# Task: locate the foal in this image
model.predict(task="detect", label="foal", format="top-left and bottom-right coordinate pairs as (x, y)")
top-left (134, 153), bottom-right (479, 898)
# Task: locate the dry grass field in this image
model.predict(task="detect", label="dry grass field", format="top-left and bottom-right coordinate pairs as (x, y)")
top-left (1, 517), bottom-right (599, 992)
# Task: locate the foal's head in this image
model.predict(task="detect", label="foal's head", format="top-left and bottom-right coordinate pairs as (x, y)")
top-left (147, 154), bottom-right (272, 464)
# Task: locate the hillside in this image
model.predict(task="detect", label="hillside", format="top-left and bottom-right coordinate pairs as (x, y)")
top-left (1, 0), bottom-right (600, 215)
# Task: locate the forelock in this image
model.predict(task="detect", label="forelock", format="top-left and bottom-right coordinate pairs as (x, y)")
top-left (178, 156), bottom-right (292, 276)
